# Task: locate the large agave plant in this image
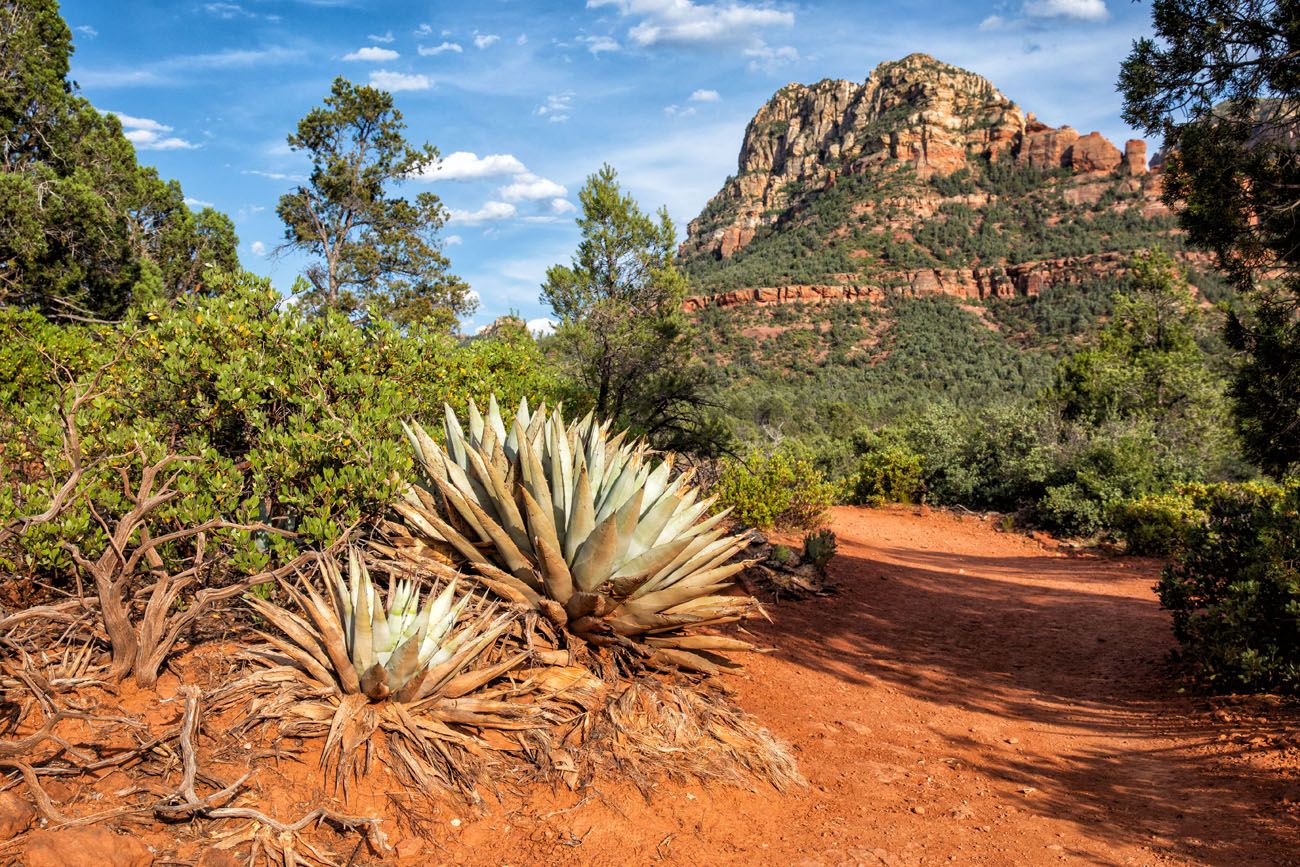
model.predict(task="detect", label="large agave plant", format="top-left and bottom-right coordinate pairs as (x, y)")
top-left (394, 397), bottom-right (759, 673)
top-left (247, 550), bottom-right (516, 702)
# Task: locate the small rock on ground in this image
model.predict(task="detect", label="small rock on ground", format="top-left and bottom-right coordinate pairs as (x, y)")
top-left (0, 791), bottom-right (35, 841)
top-left (23, 827), bottom-right (152, 867)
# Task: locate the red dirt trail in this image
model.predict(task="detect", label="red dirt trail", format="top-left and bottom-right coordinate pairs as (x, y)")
top-left (12, 506), bottom-right (1299, 866)
top-left (441, 506), bottom-right (1300, 866)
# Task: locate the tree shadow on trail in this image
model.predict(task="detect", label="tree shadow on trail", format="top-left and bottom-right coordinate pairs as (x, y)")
top-left (749, 531), bottom-right (1300, 865)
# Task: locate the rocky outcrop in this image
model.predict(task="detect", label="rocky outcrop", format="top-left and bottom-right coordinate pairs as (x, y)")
top-left (1017, 119), bottom-right (1078, 169)
top-left (1068, 132), bottom-right (1123, 173)
top-left (681, 250), bottom-right (1213, 313)
top-left (1123, 139), bottom-right (1148, 175)
top-left (683, 54), bottom-right (1153, 262)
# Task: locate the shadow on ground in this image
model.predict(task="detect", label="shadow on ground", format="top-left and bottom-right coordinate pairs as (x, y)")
top-left (751, 512), bottom-right (1300, 865)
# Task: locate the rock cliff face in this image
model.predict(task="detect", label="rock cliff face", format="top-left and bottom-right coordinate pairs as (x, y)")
top-left (681, 54), bottom-right (1162, 280)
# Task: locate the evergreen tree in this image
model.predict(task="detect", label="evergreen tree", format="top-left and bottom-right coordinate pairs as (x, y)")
top-left (1120, 0), bottom-right (1300, 475)
top-left (276, 77), bottom-right (471, 327)
top-left (0, 0), bottom-right (238, 319)
top-left (542, 164), bottom-right (723, 452)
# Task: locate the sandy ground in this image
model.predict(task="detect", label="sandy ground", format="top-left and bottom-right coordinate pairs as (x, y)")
top-left (9, 505), bottom-right (1300, 865)
top-left (439, 506), bottom-right (1300, 866)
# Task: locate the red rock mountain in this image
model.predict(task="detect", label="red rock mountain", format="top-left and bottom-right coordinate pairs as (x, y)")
top-left (679, 54), bottom-right (1177, 309)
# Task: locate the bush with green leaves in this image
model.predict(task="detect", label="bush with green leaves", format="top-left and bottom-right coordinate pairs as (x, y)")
top-left (0, 272), bottom-right (559, 578)
top-left (1157, 479), bottom-right (1300, 693)
top-left (850, 440), bottom-right (925, 507)
top-left (712, 446), bottom-right (835, 531)
top-left (1109, 487), bottom-right (1208, 557)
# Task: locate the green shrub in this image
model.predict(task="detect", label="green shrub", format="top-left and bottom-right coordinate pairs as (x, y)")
top-left (0, 272), bottom-right (560, 577)
top-left (1109, 488), bottom-right (1208, 556)
top-left (1157, 479), bottom-right (1300, 693)
top-left (713, 446), bottom-right (835, 530)
top-left (850, 443), bottom-right (925, 506)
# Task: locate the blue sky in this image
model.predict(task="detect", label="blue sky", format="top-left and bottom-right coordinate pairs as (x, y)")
top-left (60, 0), bottom-right (1155, 333)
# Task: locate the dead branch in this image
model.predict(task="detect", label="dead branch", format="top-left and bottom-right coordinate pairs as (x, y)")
top-left (0, 758), bottom-right (71, 823)
top-left (155, 686), bottom-right (391, 858)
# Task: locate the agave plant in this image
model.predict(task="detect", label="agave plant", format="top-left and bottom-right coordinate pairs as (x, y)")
top-left (394, 397), bottom-right (759, 673)
top-left (231, 550), bottom-right (571, 793)
top-left (246, 550), bottom-right (521, 702)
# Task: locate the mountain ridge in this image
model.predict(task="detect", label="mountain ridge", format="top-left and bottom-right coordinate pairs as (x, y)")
top-left (678, 53), bottom-right (1178, 306)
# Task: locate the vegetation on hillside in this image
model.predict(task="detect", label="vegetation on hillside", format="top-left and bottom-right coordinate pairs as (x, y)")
top-left (683, 157), bottom-right (1182, 295)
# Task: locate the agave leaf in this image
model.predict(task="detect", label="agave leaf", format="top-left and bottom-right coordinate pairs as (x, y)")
top-left (443, 404), bottom-right (468, 467)
top-left (384, 620), bottom-right (429, 695)
top-left (649, 647), bottom-right (724, 675)
top-left (612, 535), bottom-right (694, 584)
top-left (609, 487), bottom-right (645, 571)
top-left (528, 507), bottom-right (574, 604)
top-left (487, 393), bottom-right (509, 445)
top-left (616, 583), bottom-right (733, 618)
top-left (570, 507), bottom-right (622, 593)
top-left (351, 567), bottom-right (375, 673)
top-left (645, 634), bottom-right (754, 651)
top-left (432, 476), bottom-right (533, 576)
top-left (441, 648), bottom-right (526, 699)
top-left (252, 628), bottom-right (340, 693)
top-left (246, 597), bottom-right (332, 674)
top-left (283, 579), bottom-right (361, 694)
top-left (465, 445), bottom-right (532, 555)
top-left (565, 462), bottom-right (595, 561)
top-left (628, 484), bottom-right (686, 557)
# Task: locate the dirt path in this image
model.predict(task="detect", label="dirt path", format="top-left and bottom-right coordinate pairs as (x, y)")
top-left (442, 506), bottom-right (1299, 866)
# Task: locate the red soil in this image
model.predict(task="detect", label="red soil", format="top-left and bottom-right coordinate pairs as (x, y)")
top-left (10, 506), bottom-right (1300, 865)
top-left (444, 506), bottom-right (1300, 866)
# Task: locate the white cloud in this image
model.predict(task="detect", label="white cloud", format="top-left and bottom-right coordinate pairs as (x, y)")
top-left (184, 196), bottom-right (214, 208)
top-left (108, 112), bottom-right (169, 132)
top-left (498, 173), bottom-right (567, 201)
top-left (664, 104), bottom-right (696, 118)
top-left (589, 0), bottom-right (794, 48)
top-left (743, 41), bottom-right (798, 72)
top-left (578, 35), bottom-right (620, 55)
top-left (343, 46), bottom-right (399, 62)
top-left (689, 88), bottom-right (720, 102)
top-left (79, 45), bottom-right (305, 88)
top-left (74, 24), bottom-right (97, 38)
top-left (250, 241), bottom-right (268, 256)
top-left (422, 153), bottom-right (569, 224)
top-left (423, 151), bottom-right (528, 180)
top-left (242, 169), bottom-right (306, 182)
top-left (473, 33), bottom-right (500, 49)
top-left (535, 91), bottom-right (573, 123)
top-left (203, 2), bottom-right (253, 19)
top-left (419, 41), bottom-right (463, 56)
top-left (517, 33), bottom-right (529, 45)
top-left (369, 70), bottom-right (431, 92)
top-left (415, 23), bottom-right (434, 37)
top-left (979, 14), bottom-right (1007, 30)
top-left (109, 112), bottom-right (198, 150)
top-left (368, 31), bottom-right (394, 43)
top-left (448, 201), bottom-right (517, 224)
top-left (526, 318), bottom-right (556, 337)
top-left (445, 234), bottom-right (464, 246)
top-left (1023, 0), bottom-right (1109, 20)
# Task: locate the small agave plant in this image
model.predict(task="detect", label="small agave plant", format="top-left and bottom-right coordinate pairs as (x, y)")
top-left (247, 550), bottom-right (515, 703)
top-left (394, 396), bottom-right (760, 673)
